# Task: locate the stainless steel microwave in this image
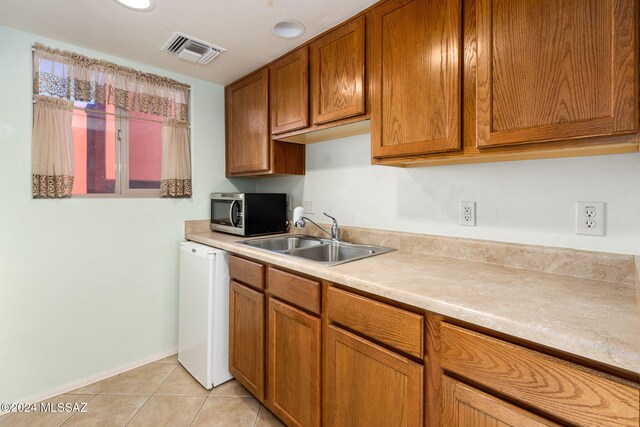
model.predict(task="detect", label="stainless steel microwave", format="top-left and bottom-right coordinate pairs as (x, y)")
top-left (210, 193), bottom-right (287, 236)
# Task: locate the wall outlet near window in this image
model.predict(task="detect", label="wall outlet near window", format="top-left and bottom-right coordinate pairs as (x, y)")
top-left (576, 201), bottom-right (605, 236)
top-left (460, 201), bottom-right (476, 226)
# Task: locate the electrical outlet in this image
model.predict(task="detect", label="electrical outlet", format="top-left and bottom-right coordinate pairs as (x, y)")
top-left (460, 201), bottom-right (476, 226)
top-left (286, 196), bottom-right (292, 212)
top-left (576, 202), bottom-right (605, 236)
top-left (303, 200), bottom-right (313, 214)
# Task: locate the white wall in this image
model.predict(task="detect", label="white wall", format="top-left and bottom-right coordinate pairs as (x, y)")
top-left (0, 25), bottom-right (253, 402)
top-left (258, 135), bottom-right (640, 255)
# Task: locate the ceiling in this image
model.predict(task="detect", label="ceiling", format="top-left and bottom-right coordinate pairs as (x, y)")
top-left (0, 0), bottom-right (377, 85)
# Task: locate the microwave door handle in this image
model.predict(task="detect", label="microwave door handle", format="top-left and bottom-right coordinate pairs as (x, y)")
top-left (229, 200), bottom-right (239, 227)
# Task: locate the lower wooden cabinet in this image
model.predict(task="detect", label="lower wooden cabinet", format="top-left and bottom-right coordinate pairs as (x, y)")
top-left (441, 323), bottom-right (640, 427)
top-left (441, 376), bottom-right (558, 427)
top-left (267, 297), bottom-right (321, 427)
top-left (324, 325), bottom-right (424, 426)
top-left (229, 280), bottom-right (264, 399)
top-left (225, 253), bottom-right (639, 427)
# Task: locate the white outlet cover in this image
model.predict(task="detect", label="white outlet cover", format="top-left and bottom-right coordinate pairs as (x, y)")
top-left (576, 201), bottom-right (605, 236)
top-left (460, 201), bottom-right (476, 226)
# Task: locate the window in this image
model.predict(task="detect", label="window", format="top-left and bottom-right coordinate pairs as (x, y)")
top-left (70, 102), bottom-right (163, 196)
top-left (32, 43), bottom-right (192, 199)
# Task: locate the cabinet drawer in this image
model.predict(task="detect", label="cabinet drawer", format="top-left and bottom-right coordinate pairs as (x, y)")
top-left (441, 323), bottom-right (640, 427)
top-left (229, 255), bottom-right (265, 290)
top-left (326, 286), bottom-right (424, 358)
top-left (267, 267), bottom-right (320, 315)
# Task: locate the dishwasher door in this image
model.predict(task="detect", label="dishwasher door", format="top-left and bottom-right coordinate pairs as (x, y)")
top-left (178, 241), bottom-right (232, 389)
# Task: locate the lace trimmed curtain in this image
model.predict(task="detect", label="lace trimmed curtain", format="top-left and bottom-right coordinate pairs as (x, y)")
top-left (32, 95), bottom-right (74, 197)
top-left (32, 43), bottom-right (192, 198)
top-left (161, 119), bottom-right (192, 197)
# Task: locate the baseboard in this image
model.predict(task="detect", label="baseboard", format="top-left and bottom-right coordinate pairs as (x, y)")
top-left (1, 347), bottom-right (178, 416)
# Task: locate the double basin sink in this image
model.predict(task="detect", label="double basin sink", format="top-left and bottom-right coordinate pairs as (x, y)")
top-left (237, 235), bottom-right (394, 266)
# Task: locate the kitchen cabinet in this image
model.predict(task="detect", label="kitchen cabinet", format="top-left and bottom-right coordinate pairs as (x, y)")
top-left (324, 285), bottom-right (424, 426)
top-left (475, 0), bottom-right (638, 148)
top-left (266, 267), bottom-right (321, 427)
top-left (229, 280), bottom-right (264, 399)
top-left (370, 0), bottom-right (462, 159)
top-left (324, 325), bottom-right (424, 426)
top-left (440, 323), bottom-right (640, 427)
top-left (267, 297), bottom-right (321, 427)
top-left (222, 250), bottom-right (639, 427)
top-left (226, 0), bottom-right (639, 170)
top-left (310, 15), bottom-right (366, 125)
top-left (225, 68), bottom-right (305, 177)
top-left (441, 376), bottom-right (559, 427)
top-left (270, 47), bottom-right (309, 135)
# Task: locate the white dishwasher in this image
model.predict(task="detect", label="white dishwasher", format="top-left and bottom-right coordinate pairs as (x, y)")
top-left (178, 241), bottom-right (233, 389)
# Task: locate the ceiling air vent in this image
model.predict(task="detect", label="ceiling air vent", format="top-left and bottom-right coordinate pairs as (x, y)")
top-left (161, 32), bottom-right (225, 65)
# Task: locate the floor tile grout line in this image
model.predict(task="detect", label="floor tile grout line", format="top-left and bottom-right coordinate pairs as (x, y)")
top-left (122, 395), bottom-right (152, 427)
top-left (150, 363), bottom-right (179, 396)
top-left (60, 392), bottom-right (98, 426)
top-left (253, 404), bottom-right (263, 427)
top-left (187, 394), bottom-right (210, 427)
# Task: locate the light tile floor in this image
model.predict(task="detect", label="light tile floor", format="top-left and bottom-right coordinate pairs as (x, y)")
top-left (0, 354), bottom-right (284, 427)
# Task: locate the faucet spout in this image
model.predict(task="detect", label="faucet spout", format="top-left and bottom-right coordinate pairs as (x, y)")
top-left (293, 209), bottom-right (341, 241)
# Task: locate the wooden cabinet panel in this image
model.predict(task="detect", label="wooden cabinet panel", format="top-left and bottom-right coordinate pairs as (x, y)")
top-left (270, 47), bottom-right (309, 134)
top-left (229, 280), bottom-right (264, 399)
top-left (310, 16), bottom-right (366, 125)
top-left (225, 68), bottom-right (270, 175)
top-left (370, 0), bottom-right (462, 158)
top-left (476, 0), bottom-right (638, 147)
top-left (442, 376), bottom-right (559, 427)
top-left (324, 325), bottom-right (423, 426)
top-left (229, 255), bottom-right (265, 290)
top-left (267, 267), bottom-right (320, 314)
top-left (267, 298), bottom-right (321, 427)
top-left (326, 286), bottom-right (424, 358)
top-left (441, 323), bottom-right (640, 427)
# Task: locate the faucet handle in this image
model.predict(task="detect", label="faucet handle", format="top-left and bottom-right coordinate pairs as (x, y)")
top-left (323, 212), bottom-right (338, 225)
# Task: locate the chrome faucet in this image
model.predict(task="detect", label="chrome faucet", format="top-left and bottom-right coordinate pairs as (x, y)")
top-left (294, 212), bottom-right (341, 241)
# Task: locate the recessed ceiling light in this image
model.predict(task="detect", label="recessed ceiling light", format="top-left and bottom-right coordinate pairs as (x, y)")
top-left (271, 19), bottom-right (306, 39)
top-left (114, 0), bottom-right (155, 12)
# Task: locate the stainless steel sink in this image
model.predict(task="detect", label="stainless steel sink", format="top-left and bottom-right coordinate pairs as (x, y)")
top-left (239, 235), bottom-right (323, 252)
top-left (237, 235), bottom-right (394, 266)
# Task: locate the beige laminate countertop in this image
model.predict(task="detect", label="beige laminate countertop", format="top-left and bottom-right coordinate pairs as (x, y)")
top-left (187, 230), bottom-right (640, 376)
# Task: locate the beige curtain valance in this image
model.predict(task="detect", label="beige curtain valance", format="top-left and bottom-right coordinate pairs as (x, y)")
top-left (33, 43), bottom-right (190, 121)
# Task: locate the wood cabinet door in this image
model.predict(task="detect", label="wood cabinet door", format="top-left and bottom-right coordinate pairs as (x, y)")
top-left (225, 68), bottom-right (270, 175)
top-left (267, 298), bottom-right (321, 427)
top-left (270, 47), bottom-right (309, 135)
top-left (229, 280), bottom-right (264, 399)
top-left (442, 376), bottom-right (559, 427)
top-left (324, 325), bottom-right (423, 427)
top-left (370, 0), bottom-right (462, 158)
top-left (310, 16), bottom-right (366, 125)
top-left (476, 0), bottom-right (638, 148)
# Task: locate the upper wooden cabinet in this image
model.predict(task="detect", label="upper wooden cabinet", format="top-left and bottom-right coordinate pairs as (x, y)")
top-left (270, 47), bottom-right (309, 135)
top-left (225, 68), bottom-right (305, 177)
top-left (370, 0), bottom-right (462, 159)
top-left (225, 69), bottom-right (270, 175)
top-left (310, 16), bottom-right (366, 125)
top-left (476, 0), bottom-right (638, 148)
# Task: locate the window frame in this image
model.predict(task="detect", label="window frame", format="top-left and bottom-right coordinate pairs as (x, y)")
top-left (69, 106), bottom-right (164, 199)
